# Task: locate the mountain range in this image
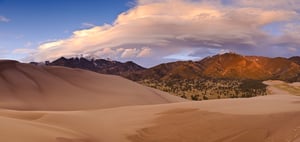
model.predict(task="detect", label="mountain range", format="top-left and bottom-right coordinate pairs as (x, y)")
top-left (36, 57), bottom-right (145, 76)
top-left (130, 53), bottom-right (300, 82)
top-left (38, 53), bottom-right (300, 82)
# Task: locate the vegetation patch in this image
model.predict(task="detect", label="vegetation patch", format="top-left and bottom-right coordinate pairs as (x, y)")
top-left (140, 79), bottom-right (267, 101)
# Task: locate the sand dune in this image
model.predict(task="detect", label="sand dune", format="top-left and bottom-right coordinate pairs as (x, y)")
top-left (0, 60), bottom-right (185, 110)
top-left (264, 80), bottom-right (300, 96)
top-left (0, 92), bottom-right (299, 142)
top-left (0, 60), bottom-right (299, 142)
top-left (129, 110), bottom-right (300, 142)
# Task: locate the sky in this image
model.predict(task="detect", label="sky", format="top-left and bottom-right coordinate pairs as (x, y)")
top-left (1, 0), bottom-right (300, 67)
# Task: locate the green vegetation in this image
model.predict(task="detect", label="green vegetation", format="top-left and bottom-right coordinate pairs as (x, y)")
top-left (140, 79), bottom-right (267, 101)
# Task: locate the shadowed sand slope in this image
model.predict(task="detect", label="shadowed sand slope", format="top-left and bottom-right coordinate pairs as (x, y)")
top-left (0, 60), bottom-right (185, 110)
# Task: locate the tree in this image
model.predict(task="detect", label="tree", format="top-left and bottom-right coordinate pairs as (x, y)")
top-left (191, 95), bottom-right (199, 101)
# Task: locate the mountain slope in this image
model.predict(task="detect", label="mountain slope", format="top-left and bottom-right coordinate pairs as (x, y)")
top-left (198, 53), bottom-right (300, 81)
top-left (0, 60), bottom-right (184, 110)
top-left (127, 53), bottom-right (300, 82)
top-left (289, 56), bottom-right (300, 65)
top-left (126, 61), bottom-right (204, 81)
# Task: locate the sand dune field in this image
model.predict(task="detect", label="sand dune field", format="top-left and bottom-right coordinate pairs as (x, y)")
top-left (0, 61), bottom-right (299, 142)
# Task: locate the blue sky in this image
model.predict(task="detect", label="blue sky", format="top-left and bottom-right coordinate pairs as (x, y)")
top-left (1, 0), bottom-right (300, 67)
top-left (0, 0), bottom-right (131, 59)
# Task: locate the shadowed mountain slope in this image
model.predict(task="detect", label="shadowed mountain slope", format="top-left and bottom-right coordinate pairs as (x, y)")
top-left (48, 57), bottom-right (145, 76)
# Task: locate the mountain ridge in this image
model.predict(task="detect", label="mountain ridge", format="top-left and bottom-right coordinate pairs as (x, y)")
top-left (34, 53), bottom-right (300, 82)
top-left (33, 57), bottom-right (146, 76)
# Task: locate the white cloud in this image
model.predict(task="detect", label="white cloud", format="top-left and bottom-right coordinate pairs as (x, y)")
top-left (0, 16), bottom-right (10, 22)
top-left (38, 40), bottom-right (64, 50)
top-left (121, 48), bottom-right (139, 58)
top-left (28, 0), bottom-right (300, 66)
top-left (137, 47), bottom-right (152, 57)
